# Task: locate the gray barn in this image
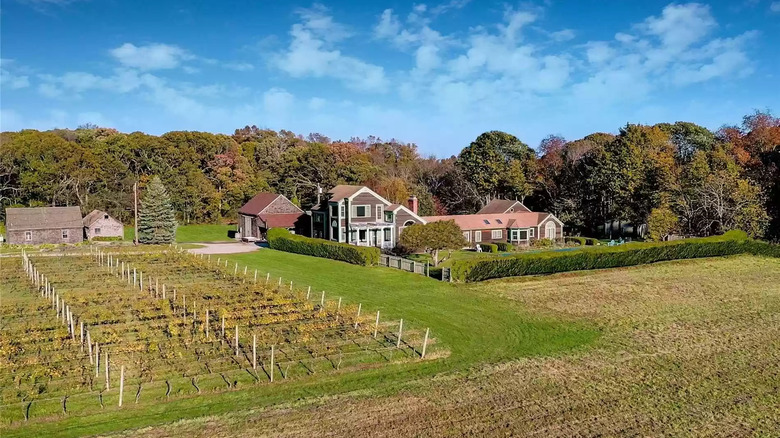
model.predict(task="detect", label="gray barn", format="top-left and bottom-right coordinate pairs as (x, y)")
top-left (5, 207), bottom-right (84, 245)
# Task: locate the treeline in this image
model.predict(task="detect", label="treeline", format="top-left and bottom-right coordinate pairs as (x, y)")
top-left (0, 111), bottom-right (777, 240)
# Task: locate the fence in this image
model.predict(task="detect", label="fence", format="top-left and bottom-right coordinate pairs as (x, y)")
top-left (379, 255), bottom-right (428, 276)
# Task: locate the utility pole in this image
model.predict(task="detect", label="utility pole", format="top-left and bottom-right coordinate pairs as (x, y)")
top-left (133, 181), bottom-right (139, 245)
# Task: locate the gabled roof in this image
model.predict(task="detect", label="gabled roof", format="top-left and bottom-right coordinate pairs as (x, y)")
top-left (477, 199), bottom-right (531, 214)
top-left (239, 193), bottom-right (302, 216)
top-left (258, 213), bottom-right (303, 229)
top-left (6, 207), bottom-right (83, 231)
top-left (422, 212), bottom-right (553, 231)
top-left (327, 185), bottom-right (392, 206)
top-left (387, 203), bottom-right (427, 224)
top-left (83, 209), bottom-right (121, 227)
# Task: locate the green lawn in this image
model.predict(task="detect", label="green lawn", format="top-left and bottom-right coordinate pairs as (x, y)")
top-left (124, 224), bottom-right (235, 243)
top-left (3, 248), bottom-right (598, 437)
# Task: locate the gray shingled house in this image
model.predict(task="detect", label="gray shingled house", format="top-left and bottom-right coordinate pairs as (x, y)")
top-left (83, 209), bottom-right (124, 240)
top-left (5, 207), bottom-right (84, 244)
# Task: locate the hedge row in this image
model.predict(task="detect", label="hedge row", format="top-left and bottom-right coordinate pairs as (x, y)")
top-left (267, 228), bottom-right (380, 266)
top-left (496, 242), bottom-right (515, 252)
top-left (451, 231), bottom-right (779, 282)
top-left (478, 243), bottom-right (498, 253)
top-left (565, 236), bottom-right (599, 246)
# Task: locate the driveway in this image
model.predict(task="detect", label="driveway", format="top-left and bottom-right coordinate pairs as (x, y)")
top-left (188, 242), bottom-right (262, 255)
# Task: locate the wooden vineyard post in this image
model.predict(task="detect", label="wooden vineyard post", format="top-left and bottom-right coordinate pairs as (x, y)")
top-left (374, 311), bottom-right (380, 338)
top-left (278, 277), bottom-right (282, 287)
top-left (139, 272), bottom-right (143, 291)
top-left (162, 284), bottom-right (166, 300)
top-left (183, 294), bottom-right (187, 323)
top-left (254, 269), bottom-right (257, 283)
top-left (354, 304), bottom-right (362, 329)
top-left (119, 366), bottom-right (124, 407)
top-left (421, 328), bottom-right (430, 359)
top-left (121, 262), bottom-right (124, 280)
top-left (270, 345), bottom-right (275, 383)
top-left (217, 257), bottom-right (220, 266)
top-left (320, 291), bottom-right (325, 310)
top-left (205, 309), bottom-right (210, 339)
top-left (244, 266), bottom-right (247, 276)
top-left (235, 325), bottom-right (239, 357)
top-left (80, 321), bottom-right (84, 351)
top-left (95, 343), bottom-right (100, 377)
top-left (87, 331), bottom-right (93, 364)
top-left (337, 297), bottom-right (342, 311)
top-left (155, 278), bottom-right (159, 297)
top-left (222, 316), bottom-right (225, 338)
top-left (397, 319), bottom-right (403, 348)
top-left (70, 312), bottom-right (76, 341)
top-left (133, 268), bottom-right (137, 287)
top-left (252, 335), bottom-right (257, 370)
top-left (266, 273), bottom-right (270, 284)
top-left (234, 263), bottom-right (238, 276)
top-left (306, 286), bottom-right (311, 300)
top-left (105, 351), bottom-right (110, 390)
top-left (225, 260), bottom-right (228, 268)
top-left (173, 289), bottom-right (176, 302)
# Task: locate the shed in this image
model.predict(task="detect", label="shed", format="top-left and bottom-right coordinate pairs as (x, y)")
top-left (5, 207), bottom-right (84, 245)
top-left (238, 193), bottom-right (304, 241)
top-left (83, 209), bottom-right (124, 240)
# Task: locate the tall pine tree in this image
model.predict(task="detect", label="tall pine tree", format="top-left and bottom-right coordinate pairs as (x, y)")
top-left (138, 176), bottom-right (177, 244)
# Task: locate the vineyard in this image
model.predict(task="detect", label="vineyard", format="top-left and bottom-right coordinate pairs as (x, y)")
top-left (0, 248), bottom-right (436, 425)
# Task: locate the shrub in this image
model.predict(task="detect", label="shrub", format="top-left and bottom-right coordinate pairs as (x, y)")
top-left (450, 232), bottom-right (779, 282)
top-left (532, 238), bottom-right (554, 248)
top-left (92, 236), bottom-right (123, 242)
top-left (565, 237), bottom-right (586, 246)
top-left (584, 237), bottom-right (599, 246)
top-left (496, 242), bottom-right (514, 252)
top-left (478, 243), bottom-right (498, 253)
top-left (267, 228), bottom-right (379, 266)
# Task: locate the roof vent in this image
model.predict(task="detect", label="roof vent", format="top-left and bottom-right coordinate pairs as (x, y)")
top-left (483, 219), bottom-right (490, 225)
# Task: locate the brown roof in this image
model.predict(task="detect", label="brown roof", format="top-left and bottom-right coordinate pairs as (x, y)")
top-left (6, 207), bottom-right (83, 231)
top-left (239, 193), bottom-right (287, 215)
top-left (477, 199), bottom-right (530, 214)
top-left (258, 213), bottom-right (304, 229)
top-left (82, 209), bottom-right (121, 227)
top-left (422, 212), bottom-right (550, 230)
top-left (327, 185), bottom-right (365, 201)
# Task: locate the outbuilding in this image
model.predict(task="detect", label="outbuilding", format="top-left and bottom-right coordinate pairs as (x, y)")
top-left (5, 206), bottom-right (84, 245)
top-left (83, 209), bottom-right (124, 240)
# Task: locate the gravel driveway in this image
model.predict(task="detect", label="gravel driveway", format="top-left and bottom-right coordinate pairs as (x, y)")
top-left (188, 242), bottom-right (262, 255)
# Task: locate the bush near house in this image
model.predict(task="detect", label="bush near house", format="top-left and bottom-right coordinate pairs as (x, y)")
top-left (451, 231), bottom-right (779, 282)
top-left (496, 242), bottom-right (514, 252)
top-left (478, 243), bottom-right (498, 253)
top-left (267, 228), bottom-right (380, 266)
top-left (565, 237), bottom-right (586, 246)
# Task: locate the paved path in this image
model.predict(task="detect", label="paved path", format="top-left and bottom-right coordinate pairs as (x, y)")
top-left (188, 242), bottom-right (262, 255)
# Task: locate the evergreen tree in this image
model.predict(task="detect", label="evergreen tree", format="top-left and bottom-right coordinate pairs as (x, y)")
top-left (138, 176), bottom-right (177, 244)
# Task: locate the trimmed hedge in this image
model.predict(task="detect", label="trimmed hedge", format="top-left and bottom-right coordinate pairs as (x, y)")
top-left (496, 242), bottom-right (514, 252)
top-left (267, 228), bottom-right (380, 266)
top-left (451, 231), bottom-right (779, 282)
top-left (565, 236), bottom-right (600, 246)
top-left (478, 243), bottom-right (498, 253)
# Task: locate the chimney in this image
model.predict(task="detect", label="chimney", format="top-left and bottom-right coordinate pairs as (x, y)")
top-left (408, 195), bottom-right (418, 215)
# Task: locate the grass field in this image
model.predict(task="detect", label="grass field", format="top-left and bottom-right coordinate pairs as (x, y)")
top-left (118, 255), bottom-right (780, 437)
top-left (123, 225), bottom-right (235, 243)
top-left (3, 250), bottom-right (778, 436)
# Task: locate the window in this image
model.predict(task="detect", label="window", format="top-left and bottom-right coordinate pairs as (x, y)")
top-left (350, 230), bottom-right (357, 242)
top-left (463, 231), bottom-right (470, 242)
top-left (95, 227), bottom-right (102, 235)
top-left (545, 222), bottom-right (557, 238)
top-left (62, 229), bottom-right (69, 239)
top-left (483, 219), bottom-right (490, 225)
top-left (475, 231), bottom-right (482, 242)
top-left (529, 228), bottom-right (535, 237)
top-left (341, 228), bottom-right (346, 242)
top-left (103, 214), bottom-right (109, 219)
top-left (314, 213), bottom-right (323, 223)
top-left (340, 204), bottom-right (345, 217)
top-left (495, 219), bottom-right (503, 224)
top-left (359, 229), bottom-right (367, 242)
top-left (25, 231), bottom-right (32, 241)
top-left (376, 205), bottom-right (384, 221)
top-left (330, 204), bottom-right (338, 217)
top-left (518, 230), bottom-right (528, 240)
top-left (384, 228), bottom-right (391, 242)
top-left (385, 211), bottom-right (393, 222)
top-left (403, 220), bottom-right (415, 227)
top-left (491, 230), bottom-right (502, 239)
top-left (354, 205), bottom-right (370, 217)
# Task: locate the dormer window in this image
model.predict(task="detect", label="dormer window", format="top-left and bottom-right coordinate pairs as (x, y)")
top-left (495, 219), bottom-right (503, 224)
top-left (483, 219), bottom-right (490, 225)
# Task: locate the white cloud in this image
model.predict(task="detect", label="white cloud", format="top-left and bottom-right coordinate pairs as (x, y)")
top-left (0, 69), bottom-right (30, 89)
top-left (585, 42), bottom-right (615, 64)
top-left (274, 6), bottom-right (388, 92)
top-left (641, 3), bottom-right (716, 50)
top-left (770, 1), bottom-right (780, 12)
top-left (263, 88), bottom-right (295, 113)
top-left (109, 43), bottom-right (193, 71)
top-left (549, 29), bottom-right (575, 42)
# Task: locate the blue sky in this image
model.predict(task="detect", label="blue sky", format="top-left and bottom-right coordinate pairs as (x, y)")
top-left (1, 0), bottom-right (779, 156)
